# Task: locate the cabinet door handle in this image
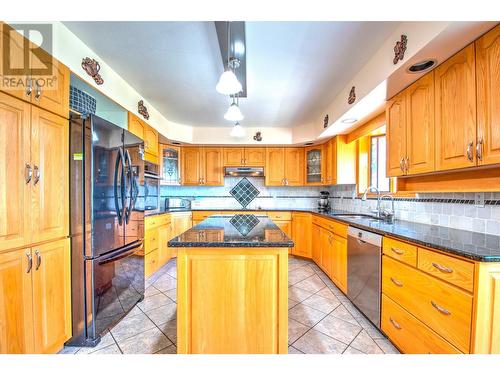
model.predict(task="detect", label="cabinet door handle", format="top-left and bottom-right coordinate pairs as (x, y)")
top-left (390, 277), bottom-right (403, 287)
top-left (399, 157), bottom-right (405, 172)
top-left (34, 80), bottom-right (42, 101)
top-left (26, 78), bottom-right (33, 97)
top-left (466, 141), bottom-right (474, 162)
top-left (391, 247), bottom-right (405, 255)
top-left (432, 262), bottom-right (453, 273)
top-left (431, 300), bottom-right (451, 315)
top-left (476, 138), bottom-right (483, 161)
top-left (35, 250), bottom-right (42, 270)
top-left (25, 163), bottom-right (33, 184)
top-left (241, 158), bottom-right (244, 164)
top-left (33, 165), bottom-right (40, 185)
top-left (26, 253), bottom-right (33, 273)
top-left (389, 317), bottom-right (402, 330)
top-left (405, 157), bottom-right (409, 174)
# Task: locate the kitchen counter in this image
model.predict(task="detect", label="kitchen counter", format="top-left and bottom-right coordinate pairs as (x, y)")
top-left (168, 214), bottom-right (294, 248)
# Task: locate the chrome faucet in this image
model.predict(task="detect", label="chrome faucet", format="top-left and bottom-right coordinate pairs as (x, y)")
top-left (379, 194), bottom-right (395, 223)
top-left (361, 187), bottom-right (396, 222)
top-left (361, 186), bottom-right (381, 217)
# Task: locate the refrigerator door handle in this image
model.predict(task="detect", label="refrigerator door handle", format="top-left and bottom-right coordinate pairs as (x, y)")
top-left (114, 149), bottom-right (125, 225)
top-left (124, 150), bottom-right (134, 224)
top-left (97, 240), bottom-right (143, 265)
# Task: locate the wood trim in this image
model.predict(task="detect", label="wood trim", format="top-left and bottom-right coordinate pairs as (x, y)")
top-left (347, 112), bottom-right (386, 143)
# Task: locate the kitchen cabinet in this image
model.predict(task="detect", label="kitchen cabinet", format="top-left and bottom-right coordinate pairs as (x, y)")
top-left (323, 136), bottom-right (356, 184)
top-left (386, 92), bottom-right (407, 177)
top-left (223, 147), bottom-right (266, 166)
top-left (127, 112), bottom-right (158, 163)
top-left (145, 214), bottom-right (175, 277)
top-left (31, 239), bottom-right (71, 354)
top-left (265, 147), bottom-right (304, 186)
top-left (435, 44), bottom-right (477, 171)
top-left (159, 144), bottom-right (181, 185)
top-left (181, 147), bottom-right (223, 186)
top-left (331, 234), bottom-right (347, 293)
top-left (158, 217), bottom-right (173, 266)
top-left (305, 146), bottom-right (324, 185)
top-left (0, 23), bottom-right (70, 119)
top-left (291, 213), bottom-right (312, 258)
top-left (475, 24), bottom-right (500, 166)
top-left (320, 228), bottom-right (333, 277)
top-left (0, 93), bottom-right (68, 251)
top-left (31, 107), bottom-right (69, 244)
top-left (311, 224), bottom-right (321, 265)
top-left (0, 239), bottom-right (71, 354)
top-left (0, 248), bottom-right (34, 354)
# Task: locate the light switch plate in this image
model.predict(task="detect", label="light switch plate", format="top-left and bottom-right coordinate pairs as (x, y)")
top-left (474, 192), bottom-right (485, 207)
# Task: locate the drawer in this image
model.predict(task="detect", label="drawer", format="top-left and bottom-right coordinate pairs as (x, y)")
top-left (192, 211), bottom-right (220, 221)
top-left (381, 294), bottom-right (461, 354)
top-left (418, 248), bottom-right (474, 292)
top-left (145, 228), bottom-right (159, 254)
top-left (267, 211), bottom-right (292, 221)
top-left (383, 237), bottom-right (417, 267)
top-left (382, 255), bottom-right (472, 353)
top-left (145, 249), bottom-right (159, 278)
top-left (311, 216), bottom-right (347, 237)
top-left (145, 216), bottom-right (161, 230)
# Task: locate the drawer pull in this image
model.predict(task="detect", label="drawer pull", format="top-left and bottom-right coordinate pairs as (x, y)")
top-left (432, 262), bottom-right (453, 273)
top-left (391, 247), bottom-right (405, 255)
top-left (389, 317), bottom-right (402, 330)
top-left (390, 277), bottom-right (403, 287)
top-left (431, 301), bottom-right (451, 316)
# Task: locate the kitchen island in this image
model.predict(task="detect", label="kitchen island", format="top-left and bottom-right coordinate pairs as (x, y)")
top-left (168, 214), bottom-right (292, 354)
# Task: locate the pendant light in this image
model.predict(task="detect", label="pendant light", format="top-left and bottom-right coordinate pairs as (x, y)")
top-left (216, 22), bottom-right (242, 95)
top-left (230, 122), bottom-right (245, 137)
top-left (224, 95), bottom-right (244, 122)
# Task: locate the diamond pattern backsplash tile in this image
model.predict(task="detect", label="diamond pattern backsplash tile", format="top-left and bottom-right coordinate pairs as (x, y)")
top-left (229, 177), bottom-right (260, 208)
top-left (229, 214), bottom-right (260, 236)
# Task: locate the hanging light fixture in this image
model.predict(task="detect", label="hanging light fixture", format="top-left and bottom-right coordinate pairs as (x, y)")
top-left (230, 121), bottom-right (245, 137)
top-left (216, 22), bottom-right (242, 95)
top-left (224, 95), bottom-right (244, 121)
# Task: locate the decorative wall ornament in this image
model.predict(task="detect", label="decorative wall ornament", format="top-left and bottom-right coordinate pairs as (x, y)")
top-left (348, 86), bottom-right (356, 105)
top-left (81, 57), bottom-right (104, 85)
top-left (323, 114), bottom-right (329, 128)
top-left (253, 131), bottom-right (262, 142)
top-left (138, 100), bottom-right (150, 120)
top-left (393, 35), bottom-right (408, 65)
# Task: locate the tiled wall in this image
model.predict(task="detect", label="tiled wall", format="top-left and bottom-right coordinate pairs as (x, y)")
top-left (330, 185), bottom-right (500, 235)
top-left (160, 177), bottom-right (331, 210)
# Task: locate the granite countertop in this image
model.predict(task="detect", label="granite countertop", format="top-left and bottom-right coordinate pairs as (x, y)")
top-left (167, 214), bottom-right (294, 248)
top-left (153, 206), bottom-right (500, 261)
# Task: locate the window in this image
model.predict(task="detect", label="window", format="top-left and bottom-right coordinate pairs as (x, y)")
top-left (369, 135), bottom-right (390, 192)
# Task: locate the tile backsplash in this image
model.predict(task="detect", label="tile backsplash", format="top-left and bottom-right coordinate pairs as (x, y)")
top-left (161, 178), bottom-right (500, 235)
top-left (330, 185), bottom-right (500, 235)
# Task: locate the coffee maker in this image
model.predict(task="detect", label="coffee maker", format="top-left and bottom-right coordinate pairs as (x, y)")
top-left (318, 191), bottom-right (330, 211)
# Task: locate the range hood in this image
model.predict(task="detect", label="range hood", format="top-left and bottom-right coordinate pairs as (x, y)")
top-left (225, 167), bottom-right (264, 177)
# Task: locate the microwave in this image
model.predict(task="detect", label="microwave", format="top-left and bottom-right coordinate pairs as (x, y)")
top-left (144, 161), bottom-right (160, 179)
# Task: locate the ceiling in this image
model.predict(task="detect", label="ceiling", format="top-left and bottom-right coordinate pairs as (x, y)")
top-left (63, 21), bottom-right (400, 128)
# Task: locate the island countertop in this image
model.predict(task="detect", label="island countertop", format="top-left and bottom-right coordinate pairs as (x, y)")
top-left (167, 214), bottom-right (294, 248)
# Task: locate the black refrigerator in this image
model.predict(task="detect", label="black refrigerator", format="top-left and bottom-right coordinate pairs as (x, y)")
top-left (68, 114), bottom-right (145, 346)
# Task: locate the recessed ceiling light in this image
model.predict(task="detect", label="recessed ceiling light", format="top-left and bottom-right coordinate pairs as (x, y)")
top-left (407, 59), bottom-right (436, 74)
top-left (172, 141), bottom-right (181, 146)
top-left (341, 118), bottom-right (357, 124)
top-left (304, 142), bottom-right (314, 146)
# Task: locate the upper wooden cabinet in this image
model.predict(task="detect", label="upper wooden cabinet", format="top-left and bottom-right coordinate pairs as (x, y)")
top-left (223, 147), bottom-right (266, 166)
top-left (0, 23), bottom-right (69, 119)
top-left (159, 144), bottom-right (181, 185)
top-left (476, 25), bottom-right (500, 166)
top-left (265, 147), bottom-right (303, 186)
top-left (324, 136), bottom-right (356, 185)
top-left (435, 44), bottom-right (477, 171)
top-left (181, 147), bottom-right (223, 186)
top-left (0, 93), bottom-right (68, 251)
top-left (305, 146), bottom-right (324, 185)
top-left (127, 112), bottom-right (158, 161)
top-left (386, 93), bottom-right (407, 177)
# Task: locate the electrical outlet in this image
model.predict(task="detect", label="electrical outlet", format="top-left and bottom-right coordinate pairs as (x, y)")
top-left (474, 192), bottom-right (485, 207)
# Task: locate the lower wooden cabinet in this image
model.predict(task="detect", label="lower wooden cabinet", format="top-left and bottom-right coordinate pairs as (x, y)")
top-left (331, 234), bottom-right (347, 294)
top-left (0, 238), bottom-right (71, 354)
top-left (291, 213), bottom-right (311, 258)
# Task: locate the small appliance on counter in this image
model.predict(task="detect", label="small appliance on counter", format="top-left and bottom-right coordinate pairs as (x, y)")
top-left (165, 197), bottom-right (192, 210)
top-left (318, 191), bottom-right (330, 211)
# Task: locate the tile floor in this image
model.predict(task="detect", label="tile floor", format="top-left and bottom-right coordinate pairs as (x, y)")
top-left (59, 256), bottom-right (399, 354)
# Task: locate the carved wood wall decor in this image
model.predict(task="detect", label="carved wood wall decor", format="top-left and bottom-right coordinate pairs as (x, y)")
top-left (323, 114), bottom-right (329, 128)
top-left (393, 35), bottom-right (408, 65)
top-left (253, 131), bottom-right (262, 142)
top-left (81, 57), bottom-right (104, 85)
top-left (138, 100), bottom-right (150, 120)
top-left (348, 86), bottom-right (356, 105)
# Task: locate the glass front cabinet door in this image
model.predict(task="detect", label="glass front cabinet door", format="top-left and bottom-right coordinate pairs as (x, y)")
top-left (305, 146), bottom-right (323, 185)
top-left (159, 145), bottom-right (181, 185)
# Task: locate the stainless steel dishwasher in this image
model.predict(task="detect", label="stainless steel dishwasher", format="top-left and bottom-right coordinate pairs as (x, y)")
top-left (347, 226), bottom-right (382, 328)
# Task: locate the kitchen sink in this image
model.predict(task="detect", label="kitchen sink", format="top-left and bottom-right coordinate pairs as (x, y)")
top-left (333, 214), bottom-right (383, 221)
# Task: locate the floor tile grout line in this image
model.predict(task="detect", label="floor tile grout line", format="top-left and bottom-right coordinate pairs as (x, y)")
top-left (108, 330), bottom-right (124, 354)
